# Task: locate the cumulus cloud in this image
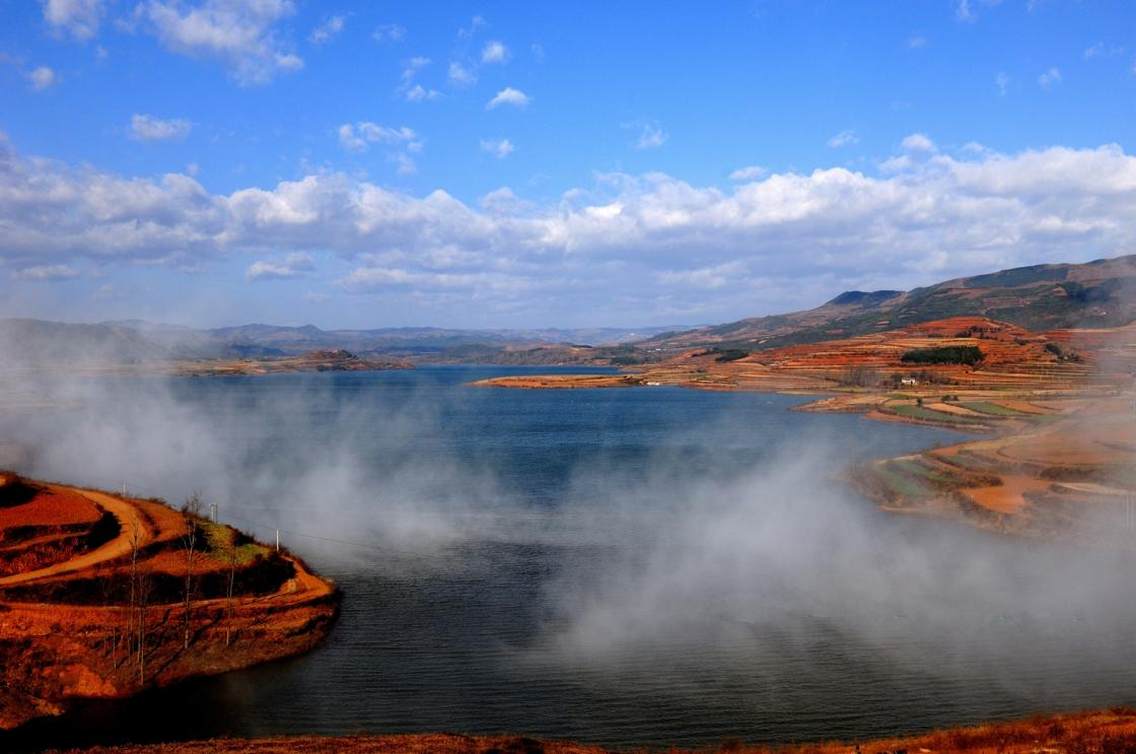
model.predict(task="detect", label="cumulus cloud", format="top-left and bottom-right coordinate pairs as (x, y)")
top-left (3, 136), bottom-right (1136, 320)
top-left (131, 0), bottom-right (303, 85)
top-left (12, 264), bottom-right (80, 281)
top-left (390, 152), bottom-right (417, 176)
top-left (626, 121), bottom-right (667, 150)
top-left (130, 113), bottom-right (192, 142)
top-left (400, 55), bottom-right (430, 81)
top-left (827, 130), bottom-right (858, 148)
top-left (28, 66), bottom-right (58, 90)
top-left (404, 83), bottom-right (440, 102)
top-left (480, 138), bottom-right (515, 158)
top-left (995, 71), bottom-right (1010, 95)
top-left (729, 165), bottom-right (767, 182)
top-left (457, 15), bottom-right (486, 40)
top-left (309, 14), bottom-right (345, 45)
top-left (42, 0), bottom-right (104, 40)
top-left (901, 132), bottom-right (936, 152)
top-left (1038, 66), bottom-right (1062, 89)
top-left (398, 56), bottom-right (440, 101)
top-left (246, 251), bottom-right (314, 280)
top-left (448, 61), bottom-right (476, 87)
top-left (337, 123), bottom-right (419, 153)
top-left (372, 23), bottom-right (405, 43)
top-left (486, 86), bottom-right (529, 109)
top-left (481, 40), bottom-right (509, 64)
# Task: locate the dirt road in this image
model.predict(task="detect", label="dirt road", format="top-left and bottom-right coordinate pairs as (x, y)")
top-left (0, 487), bottom-right (148, 587)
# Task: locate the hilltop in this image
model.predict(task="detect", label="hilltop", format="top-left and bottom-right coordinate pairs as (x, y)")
top-left (0, 474), bottom-right (338, 731)
top-left (640, 255), bottom-right (1136, 354)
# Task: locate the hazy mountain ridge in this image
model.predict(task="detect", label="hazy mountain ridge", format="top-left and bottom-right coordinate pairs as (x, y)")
top-left (642, 255), bottom-right (1136, 353)
top-left (6, 255), bottom-right (1136, 368)
top-left (0, 319), bottom-right (680, 367)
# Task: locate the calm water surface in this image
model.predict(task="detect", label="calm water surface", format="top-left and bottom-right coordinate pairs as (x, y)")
top-left (3, 366), bottom-right (1135, 750)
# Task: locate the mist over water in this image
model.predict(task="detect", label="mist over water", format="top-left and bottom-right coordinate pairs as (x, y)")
top-left (2, 366), bottom-right (1136, 750)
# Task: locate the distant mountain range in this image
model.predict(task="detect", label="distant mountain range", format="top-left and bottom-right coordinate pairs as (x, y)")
top-left (5, 255), bottom-right (1136, 369)
top-left (641, 255), bottom-right (1136, 353)
top-left (0, 318), bottom-right (682, 367)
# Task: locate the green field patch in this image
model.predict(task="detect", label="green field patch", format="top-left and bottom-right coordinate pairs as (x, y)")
top-left (938, 450), bottom-right (1001, 472)
top-left (199, 520), bottom-right (270, 565)
top-left (958, 401), bottom-right (1028, 417)
top-left (889, 404), bottom-right (988, 425)
top-left (875, 457), bottom-right (968, 499)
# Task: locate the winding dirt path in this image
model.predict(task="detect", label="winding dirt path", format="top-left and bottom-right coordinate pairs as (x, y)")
top-left (0, 488), bottom-right (148, 587)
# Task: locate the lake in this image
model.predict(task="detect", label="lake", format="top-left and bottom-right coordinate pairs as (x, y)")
top-left (3, 366), bottom-right (1135, 751)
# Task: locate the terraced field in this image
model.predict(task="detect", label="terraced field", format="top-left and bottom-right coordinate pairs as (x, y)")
top-left (0, 475), bottom-right (339, 730)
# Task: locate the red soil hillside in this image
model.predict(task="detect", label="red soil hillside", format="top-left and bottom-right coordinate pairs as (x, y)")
top-left (477, 316), bottom-right (1111, 400)
top-left (0, 474), bottom-right (339, 731)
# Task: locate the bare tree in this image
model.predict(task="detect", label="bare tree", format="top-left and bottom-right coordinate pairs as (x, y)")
top-left (225, 531), bottom-right (239, 647)
top-left (136, 568), bottom-right (150, 685)
top-left (128, 525), bottom-right (142, 676)
top-left (180, 492), bottom-right (203, 651)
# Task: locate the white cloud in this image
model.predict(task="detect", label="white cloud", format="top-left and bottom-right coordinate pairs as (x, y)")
top-left (1038, 66), bottom-right (1062, 89)
top-left (132, 0), bottom-right (302, 86)
top-left (531, 43), bottom-right (545, 62)
top-left (907, 35), bottom-right (927, 49)
top-left (827, 130), bottom-right (858, 148)
top-left (28, 66), bottom-right (58, 90)
top-left (390, 152), bottom-right (417, 176)
top-left (629, 122), bottom-right (667, 150)
top-left (457, 15), bottom-right (486, 40)
top-left (338, 122), bottom-right (419, 153)
top-left (404, 84), bottom-right (440, 102)
top-left (729, 165), bottom-right (767, 182)
top-left (486, 87), bottom-right (530, 109)
top-left (4, 136), bottom-right (1136, 319)
top-left (1084, 42), bottom-right (1124, 60)
top-left (481, 40), bottom-right (509, 64)
top-left (309, 15), bottom-right (345, 45)
top-left (12, 264), bottom-right (80, 281)
top-left (43, 0), bottom-right (104, 40)
top-left (901, 133), bottom-right (936, 152)
top-left (246, 252), bottom-right (314, 280)
top-left (400, 55), bottom-right (430, 81)
top-left (657, 261), bottom-right (744, 290)
top-left (956, 0), bottom-right (976, 22)
top-left (995, 71), bottom-right (1010, 95)
top-left (480, 138), bottom-right (515, 159)
top-left (372, 24), bottom-right (405, 43)
top-left (397, 56), bottom-right (439, 101)
top-left (448, 61), bottom-right (476, 87)
top-left (130, 113), bottom-right (192, 142)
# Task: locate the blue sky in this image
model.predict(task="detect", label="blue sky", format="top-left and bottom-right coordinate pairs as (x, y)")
top-left (1, 0), bottom-right (1134, 329)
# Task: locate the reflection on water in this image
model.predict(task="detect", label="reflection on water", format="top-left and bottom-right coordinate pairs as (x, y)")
top-left (2, 367), bottom-right (1134, 751)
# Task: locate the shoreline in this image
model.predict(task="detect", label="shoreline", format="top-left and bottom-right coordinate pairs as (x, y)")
top-left (32, 707), bottom-right (1136, 753)
top-left (0, 477), bottom-right (340, 732)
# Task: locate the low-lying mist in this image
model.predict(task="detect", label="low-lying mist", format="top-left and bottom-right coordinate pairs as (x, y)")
top-left (2, 364), bottom-right (1135, 716)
